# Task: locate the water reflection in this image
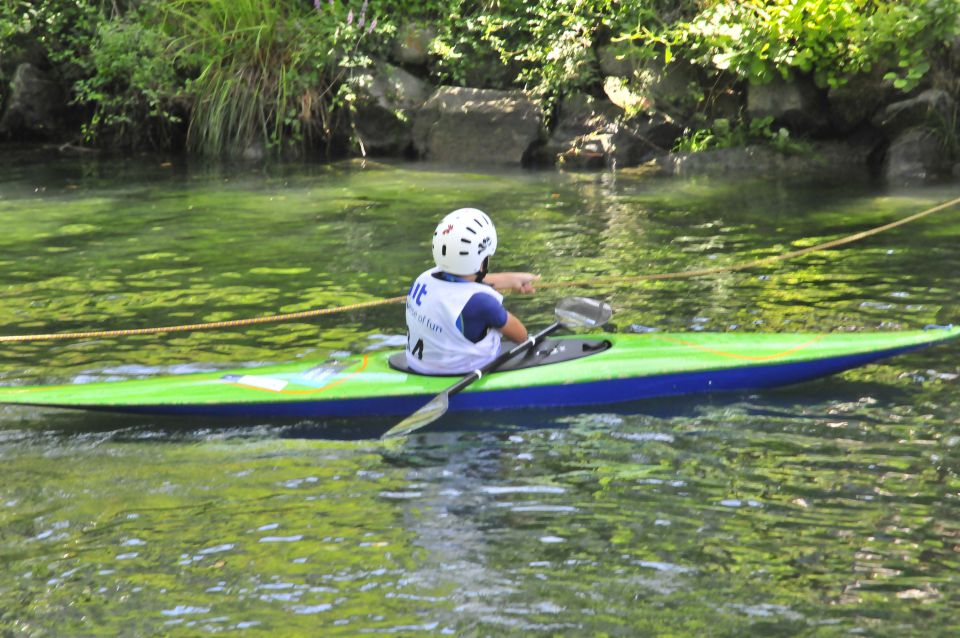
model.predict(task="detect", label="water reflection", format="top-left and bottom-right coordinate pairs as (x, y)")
top-left (1, 154), bottom-right (959, 634)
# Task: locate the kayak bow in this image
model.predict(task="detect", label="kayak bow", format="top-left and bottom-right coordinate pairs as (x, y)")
top-left (0, 327), bottom-right (957, 418)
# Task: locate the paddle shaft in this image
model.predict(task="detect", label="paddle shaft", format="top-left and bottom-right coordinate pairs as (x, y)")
top-left (380, 321), bottom-right (567, 438)
top-left (443, 321), bottom-right (562, 399)
top-left (382, 296), bottom-right (614, 439)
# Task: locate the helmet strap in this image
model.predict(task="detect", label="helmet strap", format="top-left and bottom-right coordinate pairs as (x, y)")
top-left (475, 256), bottom-right (490, 283)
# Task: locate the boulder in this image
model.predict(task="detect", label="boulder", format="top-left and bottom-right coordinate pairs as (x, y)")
top-left (635, 58), bottom-right (701, 116)
top-left (539, 93), bottom-right (683, 168)
top-left (654, 142), bottom-right (872, 177)
top-left (412, 87), bottom-right (542, 165)
top-left (552, 94), bottom-right (620, 140)
top-left (827, 73), bottom-right (893, 134)
top-left (611, 115), bottom-right (684, 167)
top-left (598, 50), bottom-right (702, 117)
top-left (872, 89), bottom-right (955, 138)
top-left (554, 120), bottom-right (683, 170)
top-left (392, 23), bottom-right (436, 67)
top-left (0, 63), bottom-right (65, 140)
top-left (602, 76), bottom-right (651, 115)
top-left (882, 126), bottom-right (947, 183)
top-left (557, 133), bottom-right (613, 169)
top-left (707, 86), bottom-right (744, 122)
top-left (747, 75), bottom-right (830, 135)
top-left (596, 42), bottom-right (638, 78)
top-left (540, 93), bottom-right (620, 168)
top-left (349, 62), bottom-right (431, 155)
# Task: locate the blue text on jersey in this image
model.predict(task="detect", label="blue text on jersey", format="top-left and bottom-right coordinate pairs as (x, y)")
top-left (409, 282), bottom-right (428, 306)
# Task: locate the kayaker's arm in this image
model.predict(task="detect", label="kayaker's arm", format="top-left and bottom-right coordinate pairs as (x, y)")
top-left (485, 272), bottom-right (540, 294)
top-left (500, 311), bottom-right (528, 343)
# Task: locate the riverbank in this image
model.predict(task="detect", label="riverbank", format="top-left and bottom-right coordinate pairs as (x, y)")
top-left (2, 1), bottom-right (959, 183)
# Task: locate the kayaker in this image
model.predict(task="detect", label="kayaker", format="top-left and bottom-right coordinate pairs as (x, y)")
top-left (406, 208), bottom-right (539, 375)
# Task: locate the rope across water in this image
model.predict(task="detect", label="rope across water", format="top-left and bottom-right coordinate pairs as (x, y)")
top-left (3, 194), bottom-right (959, 343)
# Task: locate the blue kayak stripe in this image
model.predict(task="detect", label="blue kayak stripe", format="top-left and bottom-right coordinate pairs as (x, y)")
top-left (81, 344), bottom-right (924, 419)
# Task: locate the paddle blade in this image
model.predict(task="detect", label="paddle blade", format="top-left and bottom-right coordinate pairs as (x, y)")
top-left (555, 296), bottom-right (613, 329)
top-left (382, 392), bottom-right (450, 439)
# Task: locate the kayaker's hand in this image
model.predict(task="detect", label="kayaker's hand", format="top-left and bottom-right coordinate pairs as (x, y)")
top-left (487, 272), bottom-right (540, 294)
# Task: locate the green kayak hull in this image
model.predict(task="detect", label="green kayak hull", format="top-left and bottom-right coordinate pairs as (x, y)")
top-left (0, 328), bottom-right (957, 419)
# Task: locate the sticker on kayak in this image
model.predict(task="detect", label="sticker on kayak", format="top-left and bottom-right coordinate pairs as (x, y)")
top-left (220, 374), bottom-right (289, 392)
top-left (220, 361), bottom-right (352, 393)
top-left (294, 361), bottom-right (350, 387)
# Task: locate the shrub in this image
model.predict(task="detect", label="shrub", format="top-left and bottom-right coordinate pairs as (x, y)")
top-left (162, 0), bottom-right (379, 156)
top-left (674, 115), bottom-right (814, 154)
top-left (3, 1), bottom-right (958, 155)
top-left (671, 0), bottom-right (960, 91)
top-left (428, 1), bottom-right (701, 111)
top-left (73, 16), bottom-right (184, 149)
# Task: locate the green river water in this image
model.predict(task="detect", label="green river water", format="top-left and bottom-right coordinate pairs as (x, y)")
top-left (1, 149), bottom-right (959, 636)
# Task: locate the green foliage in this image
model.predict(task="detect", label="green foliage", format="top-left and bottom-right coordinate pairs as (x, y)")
top-left (674, 1), bottom-right (865, 88)
top-left (427, 1), bottom-right (696, 108)
top-left (0, 0), bottom-right (388, 156)
top-left (671, 0), bottom-right (960, 91)
top-left (0, 1), bottom-right (182, 149)
top-left (1, 0), bottom-right (958, 154)
top-left (428, 9), bottom-right (513, 88)
top-left (867, 0), bottom-right (960, 91)
top-left (674, 116), bottom-right (814, 154)
top-left (73, 17), bottom-right (183, 149)
top-left (674, 118), bottom-right (735, 153)
top-left (162, 0), bottom-right (378, 157)
top-left (481, 1), bottom-right (608, 99)
top-left (0, 0), bottom-right (102, 77)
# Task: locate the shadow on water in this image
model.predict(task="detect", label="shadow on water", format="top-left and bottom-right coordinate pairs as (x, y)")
top-left (352, 375), bottom-right (936, 439)
top-left (2, 397), bottom-right (741, 442)
top-left (0, 406), bottom-right (384, 442)
top-left (0, 369), bottom-right (938, 445)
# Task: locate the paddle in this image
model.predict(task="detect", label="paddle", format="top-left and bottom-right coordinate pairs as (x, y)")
top-left (381, 296), bottom-right (613, 439)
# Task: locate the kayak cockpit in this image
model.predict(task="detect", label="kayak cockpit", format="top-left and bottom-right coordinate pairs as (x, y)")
top-left (387, 338), bottom-right (611, 376)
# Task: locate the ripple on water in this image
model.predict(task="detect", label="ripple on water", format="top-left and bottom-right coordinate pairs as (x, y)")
top-left (1, 161), bottom-right (959, 635)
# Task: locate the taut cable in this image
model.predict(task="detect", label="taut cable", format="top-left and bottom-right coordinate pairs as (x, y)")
top-left (538, 194), bottom-right (960, 289)
top-left (0, 297), bottom-right (406, 343)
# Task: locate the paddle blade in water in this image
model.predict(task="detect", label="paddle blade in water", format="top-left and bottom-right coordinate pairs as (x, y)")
top-left (555, 296), bottom-right (613, 329)
top-left (382, 392), bottom-right (450, 439)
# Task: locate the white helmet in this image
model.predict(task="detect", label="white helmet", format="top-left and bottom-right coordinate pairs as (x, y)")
top-left (432, 208), bottom-right (498, 275)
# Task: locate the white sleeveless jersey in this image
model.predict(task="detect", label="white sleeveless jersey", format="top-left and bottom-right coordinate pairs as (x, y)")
top-left (405, 268), bottom-right (503, 374)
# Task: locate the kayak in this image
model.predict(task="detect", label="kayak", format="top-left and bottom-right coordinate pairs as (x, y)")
top-left (0, 327), bottom-right (957, 418)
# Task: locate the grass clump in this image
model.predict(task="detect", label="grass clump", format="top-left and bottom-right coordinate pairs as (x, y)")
top-left (164, 0), bottom-right (377, 156)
